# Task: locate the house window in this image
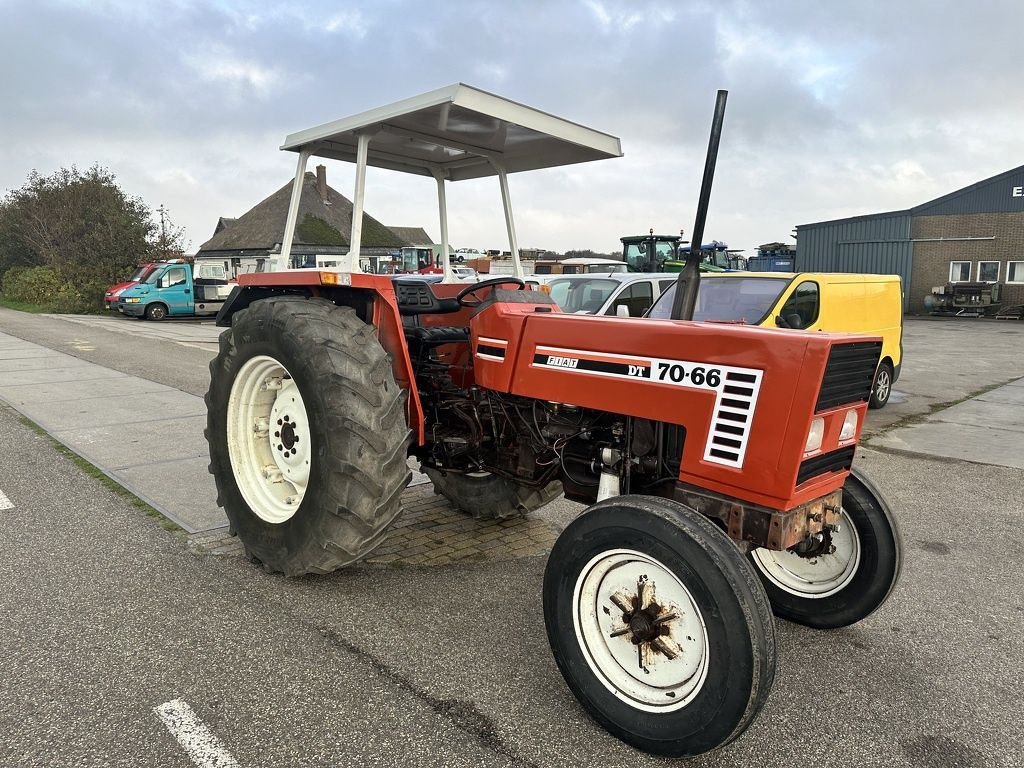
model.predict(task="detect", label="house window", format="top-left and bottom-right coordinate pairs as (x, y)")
top-left (949, 261), bottom-right (971, 282)
top-left (1008, 261), bottom-right (1024, 284)
top-left (977, 261), bottom-right (1000, 282)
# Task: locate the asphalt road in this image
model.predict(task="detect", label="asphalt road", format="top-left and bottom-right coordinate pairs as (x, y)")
top-left (1, 309), bottom-right (1023, 767)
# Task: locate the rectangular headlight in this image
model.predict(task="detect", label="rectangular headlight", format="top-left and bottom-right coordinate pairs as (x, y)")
top-left (839, 409), bottom-right (859, 441)
top-left (804, 417), bottom-right (824, 454)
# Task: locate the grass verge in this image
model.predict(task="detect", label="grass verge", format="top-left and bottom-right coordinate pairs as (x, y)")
top-left (0, 298), bottom-right (54, 313)
top-left (16, 413), bottom-right (184, 534)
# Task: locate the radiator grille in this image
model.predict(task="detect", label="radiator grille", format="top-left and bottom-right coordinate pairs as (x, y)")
top-left (816, 341), bottom-right (881, 412)
top-left (797, 445), bottom-right (856, 485)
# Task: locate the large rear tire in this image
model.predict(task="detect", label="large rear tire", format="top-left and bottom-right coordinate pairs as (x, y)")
top-left (543, 495), bottom-right (776, 758)
top-left (422, 468), bottom-right (561, 520)
top-left (206, 296), bottom-right (411, 575)
top-left (748, 468), bottom-right (902, 629)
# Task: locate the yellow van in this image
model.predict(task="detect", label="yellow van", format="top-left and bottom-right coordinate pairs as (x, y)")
top-left (648, 272), bottom-right (903, 408)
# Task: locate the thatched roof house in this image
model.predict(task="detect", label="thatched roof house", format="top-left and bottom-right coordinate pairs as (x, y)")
top-left (196, 165), bottom-right (415, 270)
top-left (386, 226), bottom-right (433, 246)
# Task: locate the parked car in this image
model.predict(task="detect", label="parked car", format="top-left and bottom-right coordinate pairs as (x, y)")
top-left (647, 272), bottom-right (904, 408)
top-left (526, 273), bottom-right (677, 317)
top-left (103, 263), bottom-right (159, 310)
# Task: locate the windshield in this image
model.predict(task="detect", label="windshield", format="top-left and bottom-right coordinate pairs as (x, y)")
top-left (624, 241), bottom-right (676, 271)
top-left (546, 278), bottom-right (619, 313)
top-left (129, 265), bottom-right (154, 282)
top-left (647, 277), bottom-right (790, 323)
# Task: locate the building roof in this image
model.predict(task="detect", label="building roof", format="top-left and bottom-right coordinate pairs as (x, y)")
top-left (387, 226), bottom-right (433, 245)
top-left (197, 172), bottom-right (404, 253)
top-left (798, 162), bottom-right (1024, 229)
top-left (213, 217), bottom-right (236, 235)
top-left (911, 163), bottom-right (1024, 216)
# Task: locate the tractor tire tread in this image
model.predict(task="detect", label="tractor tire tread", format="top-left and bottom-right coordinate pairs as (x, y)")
top-left (206, 296), bottom-right (410, 575)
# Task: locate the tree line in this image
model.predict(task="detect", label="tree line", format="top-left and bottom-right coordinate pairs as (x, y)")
top-left (0, 165), bottom-right (187, 311)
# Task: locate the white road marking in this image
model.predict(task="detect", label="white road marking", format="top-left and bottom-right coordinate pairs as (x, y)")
top-left (0, 489), bottom-right (13, 510)
top-left (154, 699), bottom-right (240, 768)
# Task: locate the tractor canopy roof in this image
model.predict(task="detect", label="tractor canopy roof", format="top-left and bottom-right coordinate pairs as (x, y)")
top-left (280, 83), bottom-right (623, 180)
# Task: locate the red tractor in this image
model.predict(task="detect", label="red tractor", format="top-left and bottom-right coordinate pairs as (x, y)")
top-left (205, 85), bottom-right (901, 758)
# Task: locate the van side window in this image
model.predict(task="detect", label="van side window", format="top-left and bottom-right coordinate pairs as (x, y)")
top-left (780, 281), bottom-right (819, 329)
top-left (161, 267), bottom-right (187, 288)
top-left (606, 281), bottom-right (654, 317)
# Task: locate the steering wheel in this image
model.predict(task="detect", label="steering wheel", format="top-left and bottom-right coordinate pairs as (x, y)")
top-left (455, 277), bottom-right (526, 307)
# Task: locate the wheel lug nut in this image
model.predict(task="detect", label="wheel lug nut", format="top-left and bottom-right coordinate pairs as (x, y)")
top-left (274, 431), bottom-right (280, 437)
top-left (277, 419), bottom-right (283, 426)
top-left (277, 444), bottom-right (283, 451)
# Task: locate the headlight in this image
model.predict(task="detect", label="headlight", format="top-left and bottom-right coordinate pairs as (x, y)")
top-left (839, 409), bottom-right (859, 441)
top-left (804, 417), bottom-right (824, 454)
top-left (125, 297), bottom-right (141, 303)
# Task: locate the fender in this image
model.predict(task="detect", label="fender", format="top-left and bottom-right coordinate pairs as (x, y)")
top-left (218, 272), bottom-right (427, 444)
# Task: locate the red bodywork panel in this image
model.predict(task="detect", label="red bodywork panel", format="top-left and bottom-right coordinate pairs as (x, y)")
top-left (235, 272), bottom-right (874, 512)
top-left (237, 272), bottom-right (428, 443)
top-left (469, 302), bottom-right (871, 512)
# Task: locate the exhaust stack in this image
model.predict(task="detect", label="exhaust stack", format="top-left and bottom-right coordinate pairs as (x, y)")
top-left (670, 90), bottom-right (728, 321)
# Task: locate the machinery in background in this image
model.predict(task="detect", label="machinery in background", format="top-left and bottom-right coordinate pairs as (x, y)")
top-left (924, 282), bottom-right (1002, 317)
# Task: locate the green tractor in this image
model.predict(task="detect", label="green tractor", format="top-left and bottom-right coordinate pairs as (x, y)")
top-left (621, 231), bottom-right (728, 273)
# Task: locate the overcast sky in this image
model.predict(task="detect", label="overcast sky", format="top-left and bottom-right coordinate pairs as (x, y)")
top-left (3, 0), bottom-right (1023, 255)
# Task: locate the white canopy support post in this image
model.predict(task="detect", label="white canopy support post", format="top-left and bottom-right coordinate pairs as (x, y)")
top-left (493, 162), bottom-right (523, 278)
top-left (431, 168), bottom-right (454, 282)
top-left (345, 132), bottom-right (371, 273)
top-left (278, 150), bottom-right (311, 271)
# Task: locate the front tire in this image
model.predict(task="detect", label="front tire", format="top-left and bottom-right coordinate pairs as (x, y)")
top-left (145, 303), bottom-right (168, 321)
top-left (544, 495), bottom-right (776, 758)
top-left (422, 468), bottom-right (561, 520)
top-left (748, 469), bottom-right (902, 629)
top-left (869, 360), bottom-right (893, 409)
top-left (206, 296), bottom-right (411, 575)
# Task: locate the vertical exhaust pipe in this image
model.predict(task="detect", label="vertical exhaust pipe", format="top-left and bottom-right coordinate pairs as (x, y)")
top-left (670, 90), bottom-right (728, 321)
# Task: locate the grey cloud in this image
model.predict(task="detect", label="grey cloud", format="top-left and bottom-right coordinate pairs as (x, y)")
top-left (2, 0), bottom-right (1022, 254)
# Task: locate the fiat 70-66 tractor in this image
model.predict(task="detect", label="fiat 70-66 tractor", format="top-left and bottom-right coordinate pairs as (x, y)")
top-left (205, 85), bottom-right (902, 758)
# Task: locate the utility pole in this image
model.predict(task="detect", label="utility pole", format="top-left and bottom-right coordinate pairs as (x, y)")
top-left (157, 204), bottom-right (169, 255)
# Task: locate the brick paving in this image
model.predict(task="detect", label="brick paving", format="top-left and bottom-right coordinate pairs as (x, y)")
top-left (187, 483), bottom-right (562, 567)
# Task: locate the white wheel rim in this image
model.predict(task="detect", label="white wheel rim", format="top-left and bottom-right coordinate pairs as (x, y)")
top-left (573, 549), bottom-right (709, 713)
top-left (751, 511), bottom-right (861, 598)
top-left (226, 355), bottom-right (311, 524)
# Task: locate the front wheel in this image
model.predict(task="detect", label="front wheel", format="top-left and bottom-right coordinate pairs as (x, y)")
top-left (544, 495), bottom-right (776, 758)
top-left (869, 361), bottom-right (894, 409)
top-left (748, 469), bottom-right (902, 629)
top-left (145, 303), bottom-right (168, 321)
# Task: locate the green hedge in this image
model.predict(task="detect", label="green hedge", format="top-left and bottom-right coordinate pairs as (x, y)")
top-left (0, 266), bottom-right (103, 312)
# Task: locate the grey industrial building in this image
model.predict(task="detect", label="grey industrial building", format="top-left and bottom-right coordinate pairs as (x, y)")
top-left (796, 164), bottom-right (1024, 313)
